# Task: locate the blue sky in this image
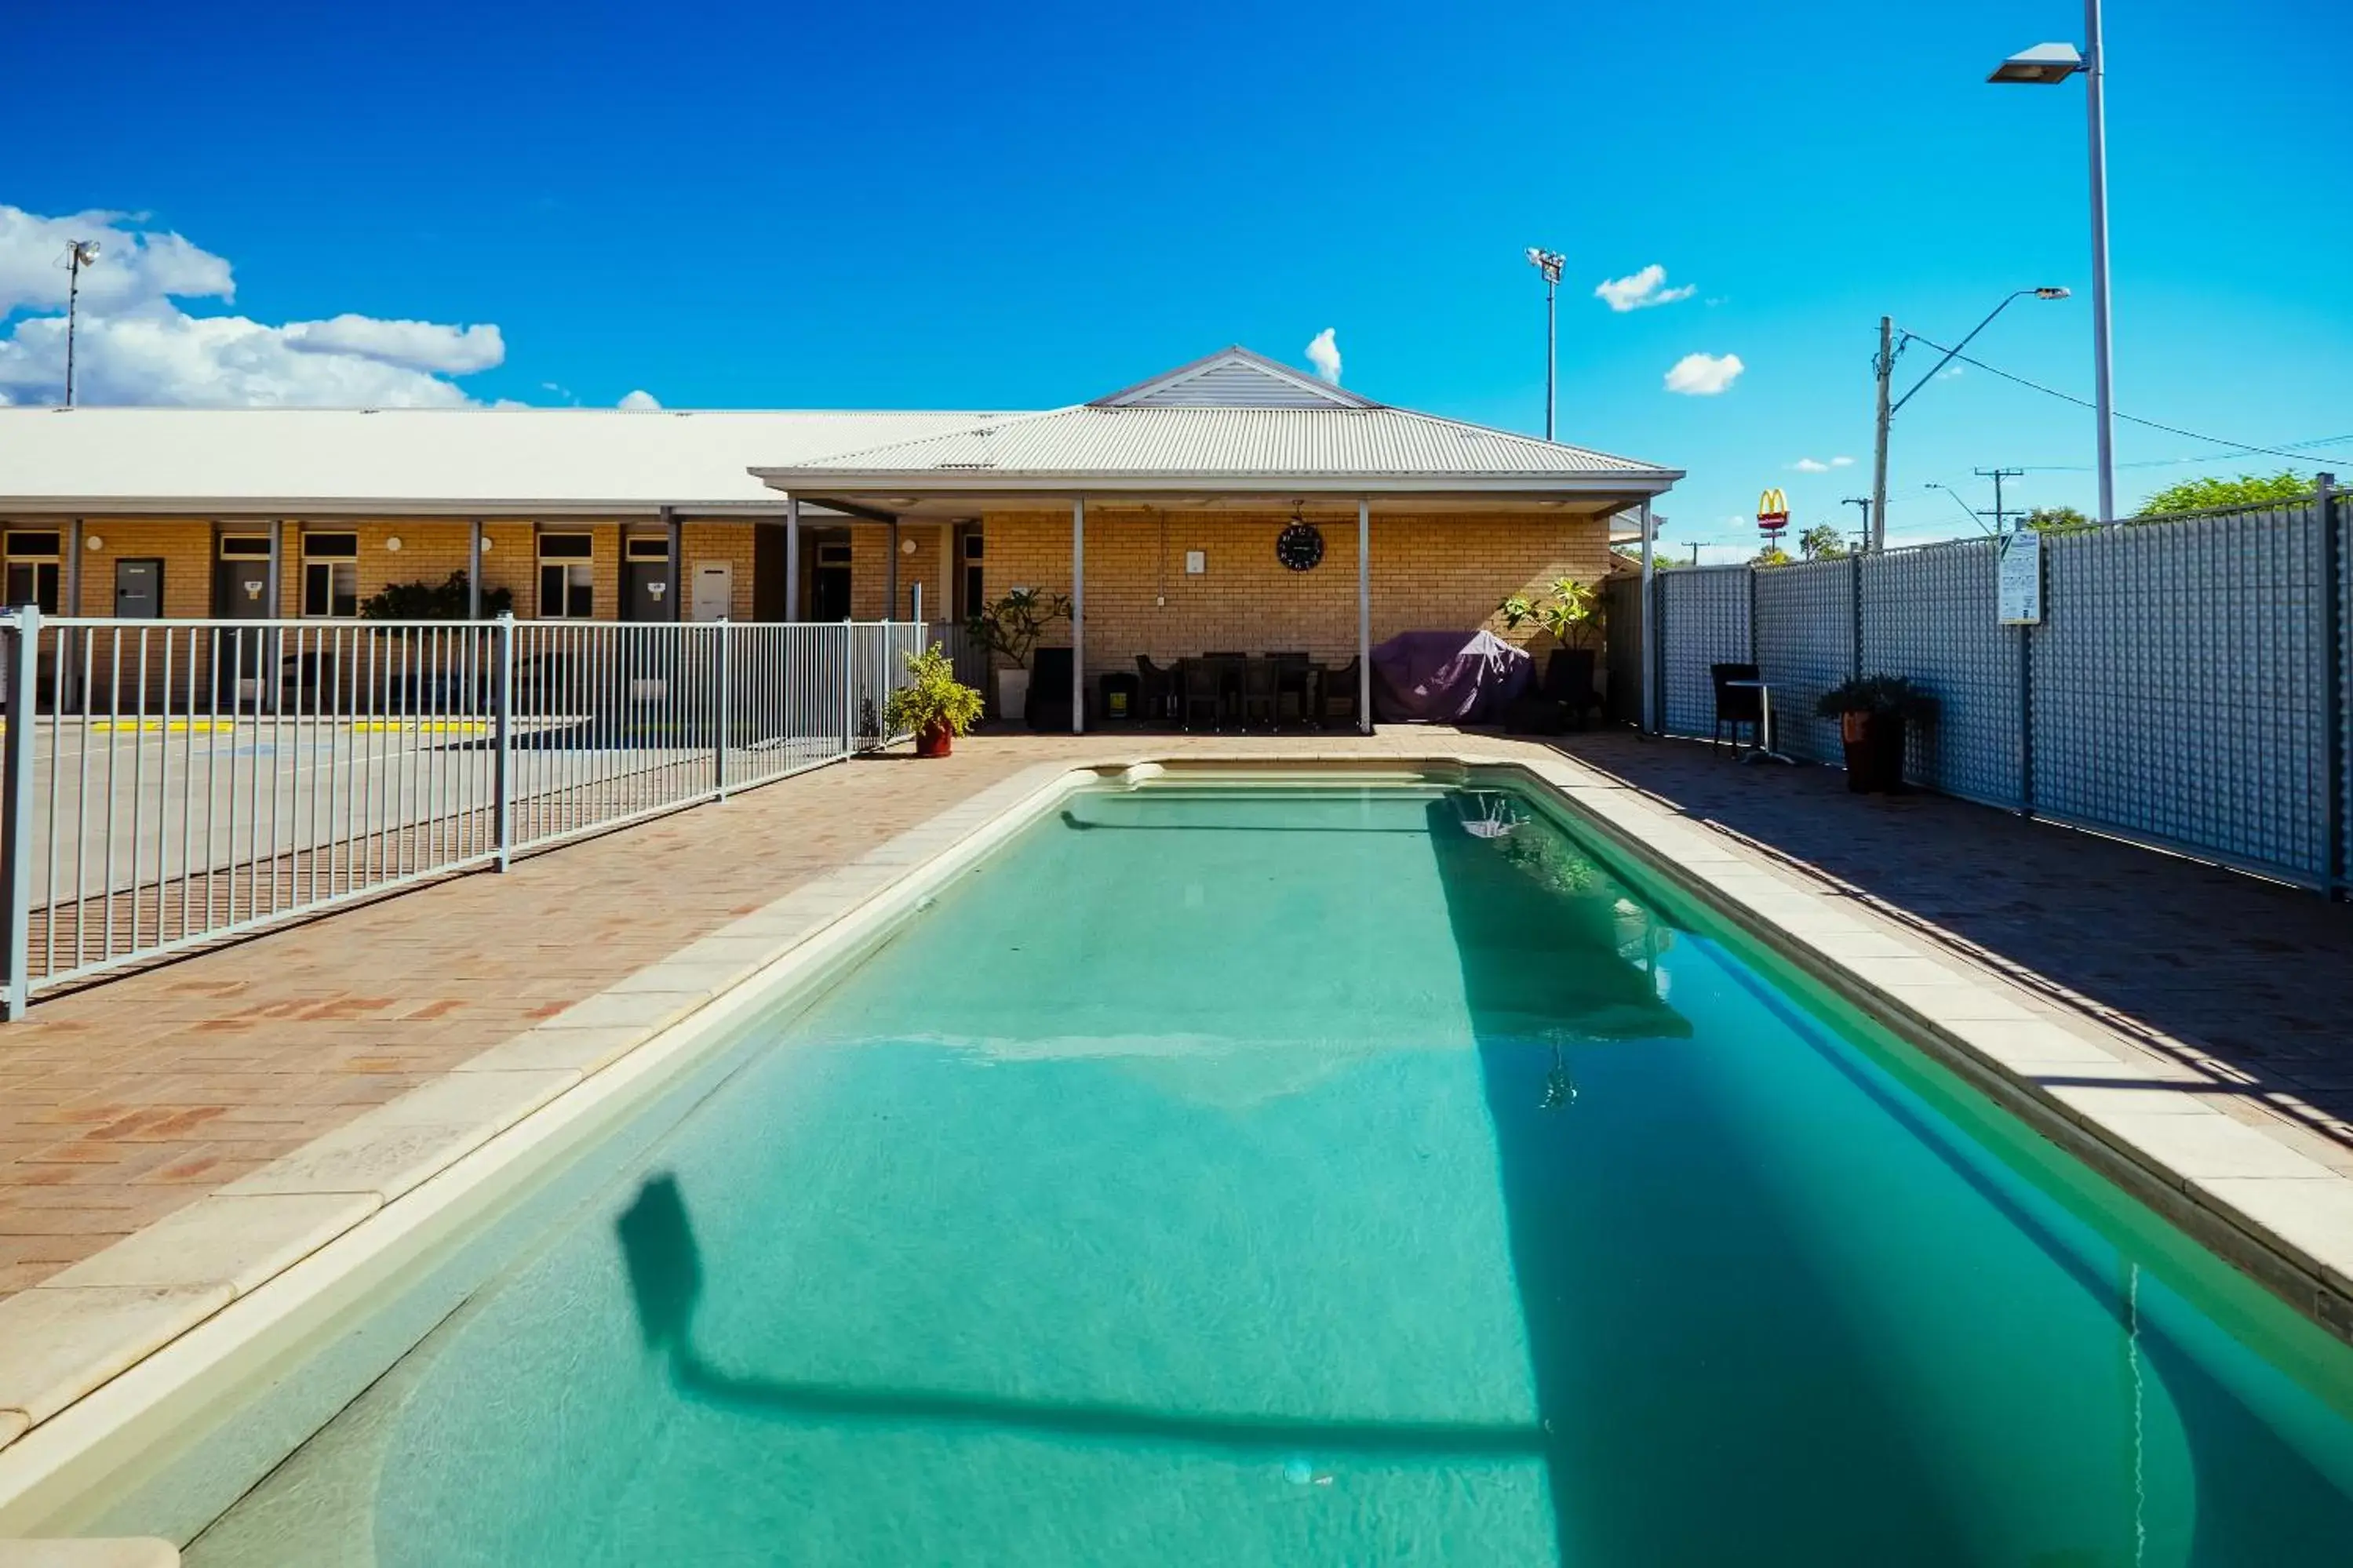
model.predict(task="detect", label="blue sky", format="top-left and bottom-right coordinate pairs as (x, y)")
top-left (6, 0), bottom-right (2350, 553)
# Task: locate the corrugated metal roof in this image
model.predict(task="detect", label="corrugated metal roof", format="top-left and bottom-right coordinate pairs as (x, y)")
top-left (0, 407), bottom-right (999, 515)
top-left (756, 404), bottom-right (1676, 482)
top-left (1092, 347), bottom-right (1379, 410)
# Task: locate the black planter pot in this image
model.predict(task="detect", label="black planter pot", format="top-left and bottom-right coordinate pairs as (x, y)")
top-left (1840, 711), bottom-right (1907, 793)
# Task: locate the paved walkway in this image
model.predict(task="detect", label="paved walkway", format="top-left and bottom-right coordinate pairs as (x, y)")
top-left (5, 724), bottom-right (2351, 1301)
top-left (1558, 731), bottom-right (2353, 1167)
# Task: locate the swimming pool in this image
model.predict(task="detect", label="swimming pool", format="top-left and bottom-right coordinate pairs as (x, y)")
top-left (142, 777), bottom-right (2353, 1561)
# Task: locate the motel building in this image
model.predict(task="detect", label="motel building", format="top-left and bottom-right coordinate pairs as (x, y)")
top-left (0, 347), bottom-right (1680, 727)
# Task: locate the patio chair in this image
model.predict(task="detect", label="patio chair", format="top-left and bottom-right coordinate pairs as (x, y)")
top-left (1029, 646), bottom-right (1081, 731)
top-left (1175, 658), bottom-right (1217, 730)
top-left (1317, 656), bottom-right (1361, 729)
top-left (1502, 649), bottom-right (1604, 735)
top-left (1240, 656), bottom-right (1280, 729)
top-left (1135, 655), bottom-right (1176, 723)
top-left (1710, 662), bottom-right (1763, 751)
top-left (1268, 652), bottom-right (1313, 726)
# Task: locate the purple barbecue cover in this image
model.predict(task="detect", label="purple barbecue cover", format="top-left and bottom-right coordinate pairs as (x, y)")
top-left (1371, 629), bottom-right (1533, 722)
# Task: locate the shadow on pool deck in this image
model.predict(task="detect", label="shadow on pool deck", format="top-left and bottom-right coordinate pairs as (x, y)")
top-left (1550, 729), bottom-right (2353, 1159)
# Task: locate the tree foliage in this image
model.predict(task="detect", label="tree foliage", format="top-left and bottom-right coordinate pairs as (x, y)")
top-left (1751, 544), bottom-right (1792, 568)
top-left (2136, 470), bottom-right (2311, 518)
top-left (2024, 504), bottom-right (2094, 535)
top-left (1496, 576), bottom-right (1603, 647)
top-left (359, 571), bottom-right (512, 621)
top-left (1797, 524), bottom-right (1848, 560)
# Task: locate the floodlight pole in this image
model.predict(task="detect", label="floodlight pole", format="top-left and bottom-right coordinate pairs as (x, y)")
top-left (63, 242), bottom-right (93, 409)
top-left (1525, 248), bottom-right (1565, 442)
top-left (2083, 0), bottom-right (2115, 523)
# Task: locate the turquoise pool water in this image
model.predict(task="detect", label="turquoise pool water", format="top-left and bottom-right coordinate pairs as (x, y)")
top-left (191, 780), bottom-right (2353, 1565)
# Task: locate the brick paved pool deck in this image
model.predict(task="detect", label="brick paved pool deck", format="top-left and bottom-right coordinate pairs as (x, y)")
top-left (2, 724), bottom-right (2349, 1301)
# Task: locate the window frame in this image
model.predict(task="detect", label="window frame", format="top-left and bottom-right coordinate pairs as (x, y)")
top-left (537, 532), bottom-right (597, 619)
top-left (299, 531), bottom-right (361, 619)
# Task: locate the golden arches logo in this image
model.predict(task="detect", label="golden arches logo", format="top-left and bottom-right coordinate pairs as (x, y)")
top-left (1757, 487), bottom-right (1790, 520)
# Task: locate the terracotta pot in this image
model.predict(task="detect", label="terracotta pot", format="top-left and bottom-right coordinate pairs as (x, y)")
top-left (914, 720), bottom-right (953, 759)
top-left (1839, 710), bottom-right (1907, 793)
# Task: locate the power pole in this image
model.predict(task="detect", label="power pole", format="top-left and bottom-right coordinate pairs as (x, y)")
top-left (1869, 316), bottom-right (1893, 553)
top-left (1841, 496), bottom-right (1873, 551)
top-left (1975, 467), bottom-right (2025, 533)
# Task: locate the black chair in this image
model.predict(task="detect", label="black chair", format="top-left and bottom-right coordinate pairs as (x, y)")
top-left (1240, 657), bottom-right (1280, 729)
top-left (1135, 655), bottom-right (1176, 723)
top-left (1502, 649), bottom-right (1604, 735)
top-left (1317, 657), bottom-right (1361, 729)
top-left (1710, 662), bottom-right (1763, 751)
top-left (1029, 646), bottom-right (1080, 731)
top-left (1268, 652), bottom-right (1313, 726)
top-left (1177, 658), bottom-right (1222, 731)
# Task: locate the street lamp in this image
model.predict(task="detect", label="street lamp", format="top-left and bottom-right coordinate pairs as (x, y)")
top-left (1524, 247), bottom-right (1565, 442)
top-left (1991, 3), bottom-right (2114, 523)
top-left (62, 239), bottom-right (100, 408)
top-left (1869, 286), bottom-right (2068, 551)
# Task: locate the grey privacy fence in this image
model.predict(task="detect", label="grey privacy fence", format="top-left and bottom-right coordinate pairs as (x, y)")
top-left (1637, 482), bottom-right (2351, 897)
top-left (0, 614), bottom-right (935, 1014)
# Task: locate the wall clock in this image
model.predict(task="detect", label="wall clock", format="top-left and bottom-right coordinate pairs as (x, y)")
top-left (1276, 520), bottom-right (1324, 572)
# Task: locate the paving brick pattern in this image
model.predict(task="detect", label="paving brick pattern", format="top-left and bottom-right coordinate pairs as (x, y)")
top-left (1558, 730), bottom-right (2353, 1167)
top-left (6, 722), bottom-right (2351, 1303)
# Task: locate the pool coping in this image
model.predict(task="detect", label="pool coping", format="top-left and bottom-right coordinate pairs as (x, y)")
top-left (2, 740), bottom-right (2349, 1538)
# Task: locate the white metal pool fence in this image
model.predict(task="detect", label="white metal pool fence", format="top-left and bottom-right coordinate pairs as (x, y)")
top-left (0, 614), bottom-right (950, 1014)
top-left (1604, 478), bottom-right (2351, 897)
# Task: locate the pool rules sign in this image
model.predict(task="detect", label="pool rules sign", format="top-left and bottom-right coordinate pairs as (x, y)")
top-left (1997, 529), bottom-right (2043, 624)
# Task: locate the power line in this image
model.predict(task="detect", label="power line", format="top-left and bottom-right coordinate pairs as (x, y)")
top-left (1896, 333), bottom-right (2353, 468)
top-left (2016, 434), bottom-right (2353, 474)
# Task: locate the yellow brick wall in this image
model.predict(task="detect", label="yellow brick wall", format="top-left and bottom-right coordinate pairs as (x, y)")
top-left (679, 522), bottom-right (758, 621)
top-left (848, 526), bottom-right (949, 621)
top-left (68, 520), bottom-right (213, 617)
top-left (979, 508), bottom-right (1612, 678)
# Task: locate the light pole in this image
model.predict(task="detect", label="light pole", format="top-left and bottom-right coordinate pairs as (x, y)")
top-left (1991, 7), bottom-right (2114, 522)
top-left (1524, 247), bottom-right (1564, 441)
top-left (62, 240), bottom-right (100, 408)
top-left (1869, 286), bottom-right (2068, 551)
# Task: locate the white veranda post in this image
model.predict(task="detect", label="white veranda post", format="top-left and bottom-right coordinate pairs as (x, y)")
top-left (1357, 499), bottom-right (1371, 734)
top-left (1071, 497), bottom-right (1086, 735)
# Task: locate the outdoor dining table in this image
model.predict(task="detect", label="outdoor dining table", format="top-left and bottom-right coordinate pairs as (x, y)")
top-left (1724, 678), bottom-right (1797, 765)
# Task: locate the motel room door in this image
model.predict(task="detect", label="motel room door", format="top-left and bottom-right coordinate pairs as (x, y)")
top-left (211, 537), bottom-right (273, 706)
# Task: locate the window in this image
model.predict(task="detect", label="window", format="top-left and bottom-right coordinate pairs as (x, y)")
top-left (4, 530), bottom-right (61, 614)
top-left (300, 531), bottom-right (359, 617)
top-left (625, 536), bottom-right (671, 561)
top-left (538, 533), bottom-right (595, 618)
top-left (961, 530), bottom-right (984, 617)
top-left (218, 535), bottom-right (271, 559)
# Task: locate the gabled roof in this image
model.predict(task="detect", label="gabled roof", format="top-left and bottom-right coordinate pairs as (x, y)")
top-left (750, 347), bottom-right (1678, 497)
top-left (1091, 346), bottom-right (1379, 410)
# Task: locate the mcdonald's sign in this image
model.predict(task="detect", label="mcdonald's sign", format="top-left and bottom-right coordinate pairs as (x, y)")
top-left (1757, 487), bottom-right (1790, 536)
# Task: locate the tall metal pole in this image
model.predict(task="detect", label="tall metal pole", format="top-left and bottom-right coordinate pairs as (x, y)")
top-left (1544, 274), bottom-right (1558, 442)
top-left (1069, 497), bottom-right (1085, 736)
top-left (1638, 500), bottom-right (1656, 733)
top-left (1870, 316), bottom-right (1893, 553)
top-left (2084, 0), bottom-right (2116, 523)
top-left (1357, 498), bottom-right (1371, 734)
top-left (64, 249), bottom-right (86, 408)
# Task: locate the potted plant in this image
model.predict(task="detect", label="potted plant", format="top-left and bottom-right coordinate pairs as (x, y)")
top-left (883, 644), bottom-right (985, 757)
top-left (1495, 576), bottom-right (1602, 649)
top-left (965, 587), bottom-right (1071, 722)
top-left (1815, 675), bottom-right (1936, 794)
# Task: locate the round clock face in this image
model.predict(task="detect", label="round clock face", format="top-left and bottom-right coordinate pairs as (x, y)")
top-left (1276, 522), bottom-right (1324, 572)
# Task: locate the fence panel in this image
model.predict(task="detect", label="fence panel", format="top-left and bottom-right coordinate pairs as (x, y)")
top-left (1657, 567), bottom-right (1751, 738)
top-left (0, 616), bottom-right (932, 1008)
top-left (1858, 540), bottom-right (2021, 807)
top-left (2036, 505), bottom-right (2330, 882)
top-left (1754, 559), bottom-right (1855, 763)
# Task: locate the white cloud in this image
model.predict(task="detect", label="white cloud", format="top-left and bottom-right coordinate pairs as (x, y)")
top-left (1830, 454), bottom-right (1856, 467)
top-left (1304, 327), bottom-right (1341, 384)
top-left (1594, 264), bottom-right (1697, 313)
top-left (1788, 455), bottom-right (1857, 472)
top-left (0, 203), bottom-right (505, 407)
top-left (282, 315), bottom-right (504, 374)
top-left (1663, 351), bottom-right (1743, 395)
top-left (617, 389), bottom-right (661, 410)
